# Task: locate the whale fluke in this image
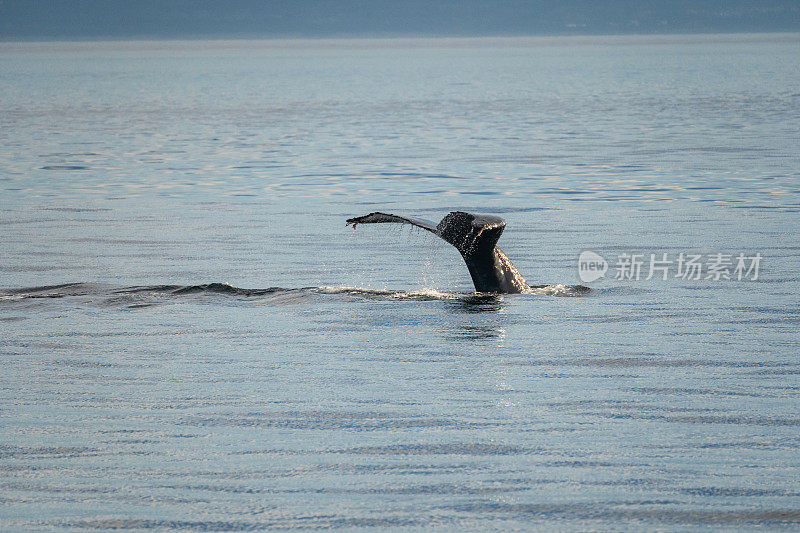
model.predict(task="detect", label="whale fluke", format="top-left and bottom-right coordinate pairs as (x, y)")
top-left (347, 211), bottom-right (529, 294)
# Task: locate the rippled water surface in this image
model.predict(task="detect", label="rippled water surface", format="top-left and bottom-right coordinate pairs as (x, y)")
top-left (1, 35), bottom-right (799, 530)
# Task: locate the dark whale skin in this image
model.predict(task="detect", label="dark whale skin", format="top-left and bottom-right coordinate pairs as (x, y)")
top-left (346, 211), bottom-right (529, 294)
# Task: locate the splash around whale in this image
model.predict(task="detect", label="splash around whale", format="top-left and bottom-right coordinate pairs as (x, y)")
top-left (347, 211), bottom-right (590, 295)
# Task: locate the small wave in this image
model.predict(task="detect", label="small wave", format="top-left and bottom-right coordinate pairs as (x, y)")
top-left (526, 284), bottom-right (592, 297)
top-left (39, 165), bottom-right (89, 171)
top-left (1, 282), bottom-right (593, 307)
top-left (118, 283), bottom-right (287, 297)
top-left (315, 286), bottom-right (461, 301)
top-left (0, 282), bottom-right (100, 300)
top-left (319, 285), bottom-right (592, 299)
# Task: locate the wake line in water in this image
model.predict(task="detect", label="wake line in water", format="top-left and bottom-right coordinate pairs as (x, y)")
top-left (0, 282), bottom-right (591, 307)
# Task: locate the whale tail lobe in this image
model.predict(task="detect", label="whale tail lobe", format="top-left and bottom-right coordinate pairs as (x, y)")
top-left (346, 211), bottom-right (529, 294)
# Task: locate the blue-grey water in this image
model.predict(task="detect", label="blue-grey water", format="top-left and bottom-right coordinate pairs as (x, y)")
top-left (1, 34), bottom-right (799, 530)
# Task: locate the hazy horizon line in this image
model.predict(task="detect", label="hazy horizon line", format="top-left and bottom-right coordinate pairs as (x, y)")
top-left (3, 30), bottom-right (799, 46)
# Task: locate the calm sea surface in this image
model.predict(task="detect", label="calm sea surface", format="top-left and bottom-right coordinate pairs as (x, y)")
top-left (1, 34), bottom-right (799, 530)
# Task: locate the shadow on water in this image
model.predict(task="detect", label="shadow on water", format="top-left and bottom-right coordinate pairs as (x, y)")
top-left (444, 294), bottom-right (508, 341)
top-left (449, 322), bottom-right (507, 341)
top-left (450, 294), bottom-right (504, 312)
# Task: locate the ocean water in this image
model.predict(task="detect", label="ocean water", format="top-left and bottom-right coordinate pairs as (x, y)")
top-left (1, 34), bottom-right (799, 530)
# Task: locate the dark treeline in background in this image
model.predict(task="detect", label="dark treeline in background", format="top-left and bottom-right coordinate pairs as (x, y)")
top-left (1, 0), bottom-right (799, 41)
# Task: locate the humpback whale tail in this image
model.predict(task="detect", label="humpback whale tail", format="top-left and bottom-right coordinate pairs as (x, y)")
top-left (346, 211), bottom-right (529, 294)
